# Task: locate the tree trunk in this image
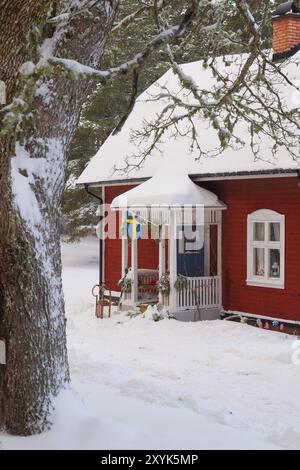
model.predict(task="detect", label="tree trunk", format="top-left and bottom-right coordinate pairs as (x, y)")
top-left (0, 0), bottom-right (119, 435)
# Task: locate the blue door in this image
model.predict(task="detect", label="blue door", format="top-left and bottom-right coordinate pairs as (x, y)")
top-left (177, 225), bottom-right (205, 277)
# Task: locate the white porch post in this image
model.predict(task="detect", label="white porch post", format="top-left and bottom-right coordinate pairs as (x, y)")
top-left (169, 211), bottom-right (177, 313)
top-left (158, 231), bottom-right (166, 304)
top-left (121, 211), bottom-right (128, 277)
top-left (131, 237), bottom-right (138, 305)
top-left (204, 223), bottom-right (210, 277)
top-left (217, 213), bottom-right (222, 306)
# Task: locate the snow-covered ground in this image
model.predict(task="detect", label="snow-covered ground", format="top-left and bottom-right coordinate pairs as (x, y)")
top-left (1, 237), bottom-right (300, 450)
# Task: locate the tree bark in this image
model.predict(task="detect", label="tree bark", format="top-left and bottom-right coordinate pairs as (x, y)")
top-left (0, 0), bottom-right (119, 435)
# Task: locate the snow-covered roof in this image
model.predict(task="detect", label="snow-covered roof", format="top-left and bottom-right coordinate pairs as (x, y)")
top-left (77, 53), bottom-right (300, 187)
top-left (111, 172), bottom-right (226, 210)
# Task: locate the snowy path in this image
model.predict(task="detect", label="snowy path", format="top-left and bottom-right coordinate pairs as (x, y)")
top-left (1, 237), bottom-right (300, 450)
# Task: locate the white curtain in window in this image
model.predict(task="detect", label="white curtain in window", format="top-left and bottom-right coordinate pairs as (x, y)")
top-left (254, 248), bottom-right (265, 276)
top-left (271, 223), bottom-right (280, 241)
top-left (255, 223), bottom-right (265, 241)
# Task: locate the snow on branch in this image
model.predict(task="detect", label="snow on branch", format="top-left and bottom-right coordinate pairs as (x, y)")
top-left (47, 4), bottom-right (199, 83)
top-left (111, 0), bottom-right (173, 34)
top-left (124, 53), bottom-right (300, 174)
top-left (1, 1), bottom-right (200, 137)
top-left (111, 5), bottom-right (153, 33)
top-left (112, 0), bottom-right (300, 175)
top-left (236, 0), bottom-right (259, 34)
top-left (47, 0), bottom-right (106, 24)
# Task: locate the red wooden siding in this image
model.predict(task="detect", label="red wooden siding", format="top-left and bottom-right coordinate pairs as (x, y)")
top-left (104, 177), bottom-right (300, 321)
top-left (202, 177), bottom-right (300, 321)
top-left (104, 185), bottom-right (159, 291)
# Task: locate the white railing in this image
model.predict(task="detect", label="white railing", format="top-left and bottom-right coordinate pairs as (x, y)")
top-left (138, 269), bottom-right (159, 298)
top-left (122, 269), bottom-right (159, 303)
top-left (177, 276), bottom-right (221, 310)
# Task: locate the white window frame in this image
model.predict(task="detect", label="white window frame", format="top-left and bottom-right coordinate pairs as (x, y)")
top-left (247, 209), bottom-right (285, 289)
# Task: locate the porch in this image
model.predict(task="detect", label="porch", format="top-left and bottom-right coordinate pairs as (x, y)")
top-left (112, 172), bottom-right (226, 321)
top-left (122, 270), bottom-right (221, 315)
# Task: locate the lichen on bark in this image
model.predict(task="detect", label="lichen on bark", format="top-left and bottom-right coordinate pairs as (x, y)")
top-left (0, 0), bottom-right (119, 435)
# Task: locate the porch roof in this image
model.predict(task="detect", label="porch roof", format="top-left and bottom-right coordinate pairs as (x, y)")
top-left (111, 172), bottom-right (226, 210)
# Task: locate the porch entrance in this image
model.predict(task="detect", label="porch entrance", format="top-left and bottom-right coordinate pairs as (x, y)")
top-left (111, 172), bottom-right (226, 320)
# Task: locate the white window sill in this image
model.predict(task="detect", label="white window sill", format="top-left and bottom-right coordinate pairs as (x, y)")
top-left (246, 279), bottom-right (285, 290)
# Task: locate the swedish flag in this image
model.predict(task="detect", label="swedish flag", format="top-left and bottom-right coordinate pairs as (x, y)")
top-left (127, 211), bottom-right (142, 239)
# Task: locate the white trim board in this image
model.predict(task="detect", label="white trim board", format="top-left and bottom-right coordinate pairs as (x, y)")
top-left (78, 171), bottom-right (299, 189)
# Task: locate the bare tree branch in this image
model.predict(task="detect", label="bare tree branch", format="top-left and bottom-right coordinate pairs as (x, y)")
top-left (111, 4), bottom-right (153, 33)
top-left (112, 0), bottom-right (300, 175)
top-left (0, 0), bottom-right (200, 136)
top-left (47, 2), bottom-right (199, 82)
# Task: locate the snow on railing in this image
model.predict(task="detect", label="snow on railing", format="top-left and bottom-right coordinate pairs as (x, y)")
top-left (122, 273), bottom-right (220, 310)
top-left (177, 276), bottom-right (221, 310)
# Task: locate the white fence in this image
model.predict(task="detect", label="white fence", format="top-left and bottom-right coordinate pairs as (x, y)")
top-left (122, 273), bottom-right (221, 310)
top-left (177, 276), bottom-right (221, 310)
top-left (138, 270), bottom-right (159, 297)
top-left (123, 269), bottom-right (159, 303)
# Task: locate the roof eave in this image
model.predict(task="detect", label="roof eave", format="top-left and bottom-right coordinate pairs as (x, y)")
top-left (77, 169), bottom-right (299, 188)
top-left (111, 203), bottom-right (227, 211)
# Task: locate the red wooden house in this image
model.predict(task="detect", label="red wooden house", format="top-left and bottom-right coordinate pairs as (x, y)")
top-left (78, 2), bottom-right (300, 322)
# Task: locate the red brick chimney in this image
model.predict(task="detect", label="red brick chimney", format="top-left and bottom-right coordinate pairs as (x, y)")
top-left (272, 1), bottom-right (300, 62)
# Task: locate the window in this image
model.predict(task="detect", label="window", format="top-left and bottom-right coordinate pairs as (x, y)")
top-left (247, 209), bottom-right (285, 289)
